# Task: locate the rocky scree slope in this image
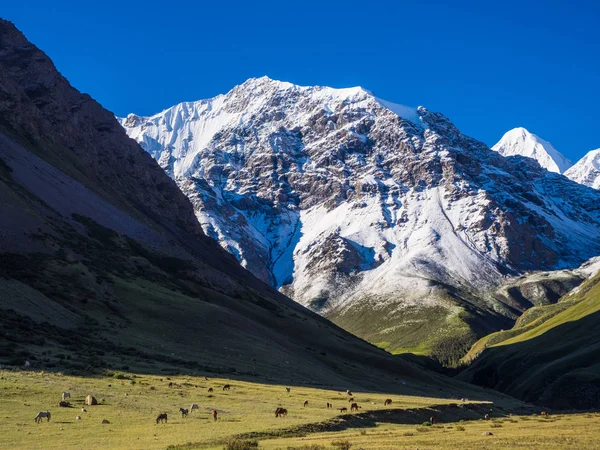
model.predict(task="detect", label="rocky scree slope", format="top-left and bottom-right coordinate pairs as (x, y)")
top-left (0, 19), bottom-right (473, 394)
top-left (121, 77), bottom-right (600, 363)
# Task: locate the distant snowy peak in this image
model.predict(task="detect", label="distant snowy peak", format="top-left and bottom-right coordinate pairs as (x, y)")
top-left (492, 127), bottom-right (572, 174)
top-left (565, 149), bottom-right (600, 190)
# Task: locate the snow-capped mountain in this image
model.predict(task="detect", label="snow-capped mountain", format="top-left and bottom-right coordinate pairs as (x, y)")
top-left (120, 77), bottom-right (600, 358)
top-left (565, 149), bottom-right (600, 190)
top-left (492, 127), bottom-right (573, 173)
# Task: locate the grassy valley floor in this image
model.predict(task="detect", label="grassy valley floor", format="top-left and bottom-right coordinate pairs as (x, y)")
top-left (2, 369), bottom-right (595, 450)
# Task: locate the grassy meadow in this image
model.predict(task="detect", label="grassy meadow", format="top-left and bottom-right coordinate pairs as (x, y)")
top-left (1, 369), bottom-right (596, 450)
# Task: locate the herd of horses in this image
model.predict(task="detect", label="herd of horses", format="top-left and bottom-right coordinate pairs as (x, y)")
top-left (33, 382), bottom-right (512, 427)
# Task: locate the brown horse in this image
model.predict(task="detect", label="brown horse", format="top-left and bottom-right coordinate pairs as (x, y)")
top-left (156, 413), bottom-right (168, 424)
top-left (384, 399), bottom-right (392, 406)
top-left (211, 409), bottom-right (218, 421)
top-left (348, 397), bottom-right (354, 402)
top-left (179, 408), bottom-right (189, 418)
top-left (541, 411), bottom-right (549, 417)
top-left (222, 384), bottom-right (231, 391)
top-left (350, 403), bottom-right (360, 412)
top-left (275, 407), bottom-right (288, 417)
top-left (326, 402), bottom-right (332, 408)
top-left (339, 407), bottom-right (348, 413)
top-left (208, 388), bottom-right (214, 393)
top-left (303, 400), bottom-right (309, 407)
top-left (430, 416), bottom-right (436, 425)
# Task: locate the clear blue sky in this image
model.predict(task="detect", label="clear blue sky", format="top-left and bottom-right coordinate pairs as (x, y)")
top-left (3, 0), bottom-right (599, 161)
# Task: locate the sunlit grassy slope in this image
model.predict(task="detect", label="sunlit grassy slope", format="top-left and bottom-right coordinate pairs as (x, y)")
top-left (459, 271), bottom-right (600, 408)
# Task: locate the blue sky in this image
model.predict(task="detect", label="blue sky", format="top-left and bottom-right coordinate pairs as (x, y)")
top-left (3, 0), bottom-right (599, 162)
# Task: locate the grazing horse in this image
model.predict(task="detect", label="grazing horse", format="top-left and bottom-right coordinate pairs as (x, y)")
top-left (34, 411), bottom-right (51, 423)
top-left (430, 416), bottom-right (436, 425)
top-left (179, 408), bottom-right (189, 417)
top-left (346, 390), bottom-right (353, 396)
top-left (275, 407), bottom-right (288, 417)
top-left (58, 401), bottom-right (71, 408)
top-left (286, 387), bottom-right (291, 393)
top-left (541, 411), bottom-right (549, 417)
top-left (339, 407), bottom-right (348, 413)
top-left (327, 402), bottom-right (332, 409)
top-left (156, 413), bottom-right (168, 424)
top-left (222, 384), bottom-right (231, 391)
top-left (384, 399), bottom-right (392, 406)
top-left (208, 388), bottom-right (214, 393)
top-left (303, 400), bottom-right (309, 407)
top-left (350, 403), bottom-right (360, 412)
top-left (168, 382), bottom-right (173, 388)
top-left (348, 397), bottom-right (354, 402)
top-left (211, 409), bottom-right (218, 421)
top-left (62, 392), bottom-right (70, 401)
top-left (190, 404), bottom-right (199, 412)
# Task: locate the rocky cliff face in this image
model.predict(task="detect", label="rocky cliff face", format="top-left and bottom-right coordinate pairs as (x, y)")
top-left (121, 77), bottom-right (600, 359)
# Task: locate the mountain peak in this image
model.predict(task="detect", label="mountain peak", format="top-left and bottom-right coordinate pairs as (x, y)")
top-left (492, 127), bottom-right (573, 174)
top-left (565, 148), bottom-right (600, 189)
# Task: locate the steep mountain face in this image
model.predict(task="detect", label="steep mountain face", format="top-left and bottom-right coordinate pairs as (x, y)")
top-left (0, 19), bottom-right (471, 393)
top-left (565, 149), bottom-right (600, 189)
top-left (121, 78), bottom-right (600, 361)
top-left (492, 127), bottom-right (572, 174)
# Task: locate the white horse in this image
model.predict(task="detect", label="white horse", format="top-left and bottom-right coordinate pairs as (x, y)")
top-left (34, 411), bottom-right (51, 423)
top-left (62, 392), bottom-right (71, 401)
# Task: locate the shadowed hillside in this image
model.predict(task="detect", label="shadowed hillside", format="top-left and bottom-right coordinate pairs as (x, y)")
top-left (458, 269), bottom-right (600, 409)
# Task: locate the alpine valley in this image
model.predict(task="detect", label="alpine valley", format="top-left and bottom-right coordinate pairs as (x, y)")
top-left (120, 78), bottom-right (600, 364)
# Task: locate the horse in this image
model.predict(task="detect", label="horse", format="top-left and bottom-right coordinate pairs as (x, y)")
top-left (179, 408), bottom-right (189, 418)
top-left (286, 387), bottom-right (291, 393)
top-left (384, 399), bottom-right (392, 406)
top-left (62, 392), bottom-right (70, 401)
top-left (484, 413), bottom-right (490, 420)
top-left (327, 402), bottom-right (332, 408)
top-left (275, 407), bottom-right (288, 417)
top-left (222, 384), bottom-right (231, 391)
top-left (168, 382), bottom-right (173, 388)
top-left (350, 403), bottom-right (360, 412)
top-left (211, 409), bottom-right (218, 421)
top-left (541, 411), bottom-right (549, 417)
top-left (303, 400), bottom-right (309, 407)
top-left (156, 413), bottom-right (168, 424)
top-left (58, 401), bottom-right (71, 407)
top-left (76, 415), bottom-right (81, 421)
top-left (348, 397), bottom-right (354, 402)
top-left (208, 388), bottom-right (214, 393)
top-left (339, 407), bottom-right (348, 413)
top-left (190, 404), bottom-right (199, 412)
top-left (430, 416), bottom-right (436, 425)
top-left (34, 411), bottom-right (51, 423)
top-left (346, 390), bottom-right (353, 396)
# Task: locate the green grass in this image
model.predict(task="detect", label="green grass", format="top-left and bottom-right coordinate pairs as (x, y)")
top-left (459, 271), bottom-right (600, 408)
top-left (255, 412), bottom-right (600, 450)
top-left (0, 370), bottom-right (483, 450)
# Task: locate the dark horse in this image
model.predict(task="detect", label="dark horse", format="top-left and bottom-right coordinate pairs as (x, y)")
top-left (156, 413), bottom-right (168, 424)
top-left (275, 407), bottom-right (288, 417)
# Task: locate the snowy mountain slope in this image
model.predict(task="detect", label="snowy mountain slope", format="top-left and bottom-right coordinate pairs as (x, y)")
top-left (120, 77), bottom-right (600, 361)
top-left (492, 127), bottom-right (572, 173)
top-left (564, 149), bottom-right (600, 189)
